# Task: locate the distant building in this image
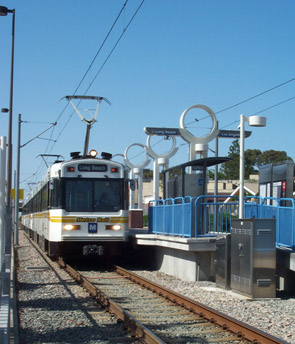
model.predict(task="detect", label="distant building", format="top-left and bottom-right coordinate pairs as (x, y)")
top-left (207, 174), bottom-right (259, 200)
top-left (133, 174), bottom-right (259, 213)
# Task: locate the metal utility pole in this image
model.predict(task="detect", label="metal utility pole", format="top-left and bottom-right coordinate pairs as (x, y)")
top-left (14, 114), bottom-right (21, 245)
top-left (0, 6), bottom-right (16, 208)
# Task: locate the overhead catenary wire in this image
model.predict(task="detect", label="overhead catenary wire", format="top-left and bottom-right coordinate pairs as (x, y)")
top-left (185, 77), bottom-right (295, 128)
top-left (21, 3), bottom-right (293, 192)
top-left (47, 0), bottom-right (145, 154)
top-left (30, 1), bottom-right (143, 183)
top-left (220, 95), bottom-right (295, 130)
top-left (73, 0), bottom-right (129, 97)
top-left (53, 0), bottom-right (129, 126)
top-left (83, 0), bottom-right (145, 95)
top-left (129, 80), bottom-right (295, 162)
top-left (42, 0), bottom-right (130, 160)
top-left (31, 77), bottom-right (295, 186)
top-left (128, 91), bottom-right (295, 163)
top-left (215, 77), bottom-right (295, 115)
top-left (250, 95), bottom-right (295, 116)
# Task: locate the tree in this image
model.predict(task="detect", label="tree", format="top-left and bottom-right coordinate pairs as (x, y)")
top-left (219, 140), bottom-right (293, 180)
top-left (257, 150), bottom-right (292, 166)
top-left (219, 140), bottom-right (240, 179)
top-left (208, 169), bottom-right (225, 180)
top-left (245, 148), bottom-right (261, 177)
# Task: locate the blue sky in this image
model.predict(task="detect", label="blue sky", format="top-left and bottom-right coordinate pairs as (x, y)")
top-left (0, 0), bottom-right (295, 196)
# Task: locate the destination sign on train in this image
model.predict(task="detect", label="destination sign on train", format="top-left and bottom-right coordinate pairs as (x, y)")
top-left (144, 127), bottom-right (181, 136)
top-left (78, 164), bottom-right (107, 172)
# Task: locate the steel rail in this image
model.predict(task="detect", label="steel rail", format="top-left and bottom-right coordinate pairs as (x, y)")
top-left (57, 258), bottom-right (165, 344)
top-left (23, 233), bottom-right (165, 343)
top-left (24, 232), bottom-right (165, 344)
top-left (114, 265), bottom-right (288, 344)
top-left (23, 232), bottom-right (287, 344)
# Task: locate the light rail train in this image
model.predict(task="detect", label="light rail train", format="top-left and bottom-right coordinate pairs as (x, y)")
top-left (21, 150), bottom-right (129, 258)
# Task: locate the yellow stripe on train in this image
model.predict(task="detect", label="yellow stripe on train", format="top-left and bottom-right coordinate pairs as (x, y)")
top-left (110, 218), bottom-right (128, 223)
top-left (50, 216), bottom-right (77, 223)
top-left (31, 212), bottom-right (50, 219)
top-left (49, 216), bottom-right (128, 224)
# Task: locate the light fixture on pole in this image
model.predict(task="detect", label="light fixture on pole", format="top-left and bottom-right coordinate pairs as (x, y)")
top-left (239, 115), bottom-right (266, 218)
top-left (0, 6), bottom-right (15, 208)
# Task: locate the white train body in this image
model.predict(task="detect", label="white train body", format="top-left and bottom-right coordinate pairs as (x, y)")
top-left (21, 154), bottom-right (129, 257)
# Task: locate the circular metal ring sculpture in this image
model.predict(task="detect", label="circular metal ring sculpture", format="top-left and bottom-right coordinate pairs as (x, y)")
top-left (124, 143), bottom-right (150, 170)
top-left (145, 135), bottom-right (178, 160)
top-left (179, 104), bottom-right (218, 144)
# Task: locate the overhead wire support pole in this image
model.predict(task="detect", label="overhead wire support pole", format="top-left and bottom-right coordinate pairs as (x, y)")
top-left (14, 119), bottom-right (57, 245)
top-left (0, 8), bottom-right (14, 338)
top-left (14, 114), bottom-right (21, 246)
top-left (5, 8), bottom-right (15, 209)
top-left (14, 119), bottom-right (58, 243)
top-left (13, 114), bottom-right (56, 246)
top-left (0, 136), bottom-right (7, 271)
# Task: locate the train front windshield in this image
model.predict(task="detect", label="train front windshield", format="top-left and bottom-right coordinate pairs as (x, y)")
top-left (64, 178), bottom-right (125, 213)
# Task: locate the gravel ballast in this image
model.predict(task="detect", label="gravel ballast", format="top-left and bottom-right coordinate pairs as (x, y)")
top-left (15, 231), bottom-right (134, 344)
top-left (131, 270), bottom-right (295, 344)
top-left (16, 230), bottom-right (295, 343)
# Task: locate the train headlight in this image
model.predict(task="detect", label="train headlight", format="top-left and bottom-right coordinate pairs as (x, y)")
top-left (63, 224), bottom-right (81, 231)
top-left (105, 224), bottom-right (122, 231)
top-left (89, 149), bottom-right (98, 158)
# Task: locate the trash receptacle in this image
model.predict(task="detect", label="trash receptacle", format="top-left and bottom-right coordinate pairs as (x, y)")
top-left (128, 209), bottom-right (143, 228)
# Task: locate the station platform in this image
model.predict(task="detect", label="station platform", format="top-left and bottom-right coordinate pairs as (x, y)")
top-left (127, 228), bottom-right (295, 292)
top-left (127, 229), bottom-right (217, 282)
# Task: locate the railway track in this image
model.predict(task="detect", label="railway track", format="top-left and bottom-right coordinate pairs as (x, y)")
top-left (58, 259), bottom-right (287, 344)
top-left (21, 232), bottom-right (288, 344)
top-left (17, 232), bottom-right (140, 343)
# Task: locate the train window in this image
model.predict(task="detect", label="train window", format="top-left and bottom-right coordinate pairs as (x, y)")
top-left (50, 179), bottom-right (62, 209)
top-left (63, 178), bottom-right (125, 213)
top-left (41, 184), bottom-right (48, 211)
top-left (32, 195), bottom-right (37, 213)
top-left (94, 180), bottom-right (122, 212)
top-left (65, 180), bottom-right (93, 212)
top-left (35, 193), bottom-right (39, 212)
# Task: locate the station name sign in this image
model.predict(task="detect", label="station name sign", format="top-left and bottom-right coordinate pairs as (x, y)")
top-left (144, 127), bottom-right (252, 139)
top-left (144, 127), bottom-right (181, 136)
top-left (218, 130), bottom-right (252, 139)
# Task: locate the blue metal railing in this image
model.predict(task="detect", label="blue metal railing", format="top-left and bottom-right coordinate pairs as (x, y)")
top-left (148, 195), bottom-right (295, 250)
top-left (244, 196), bottom-right (262, 218)
top-left (148, 197), bottom-right (194, 237)
top-left (276, 198), bottom-right (295, 249)
top-left (195, 195), bottom-right (239, 236)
